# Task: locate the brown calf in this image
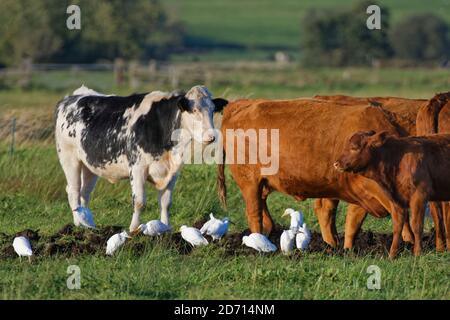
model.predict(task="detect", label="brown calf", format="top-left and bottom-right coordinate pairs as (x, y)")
top-left (335, 131), bottom-right (450, 257)
top-left (416, 92), bottom-right (450, 250)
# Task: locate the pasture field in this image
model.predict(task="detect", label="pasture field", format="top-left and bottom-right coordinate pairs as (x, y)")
top-left (0, 67), bottom-right (449, 299)
top-left (165, 0), bottom-right (450, 60)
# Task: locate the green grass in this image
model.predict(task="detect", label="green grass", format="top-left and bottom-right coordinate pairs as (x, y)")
top-left (0, 67), bottom-right (449, 299)
top-left (165, 0), bottom-right (450, 60)
top-left (0, 141), bottom-right (449, 299)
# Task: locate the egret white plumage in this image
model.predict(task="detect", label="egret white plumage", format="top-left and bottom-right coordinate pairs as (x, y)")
top-left (280, 229), bottom-right (296, 255)
top-left (106, 231), bottom-right (130, 255)
top-left (200, 213), bottom-right (231, 240)
top-left (138, 220), bottom-right (171, 236)
top-left (12, 236), bottom-right (33, 262)
top-left (73, 207), bottom-right (96, 229)
top-left (180, 225), bottom-right (208, 246)
top-left (242, 233), bottom-right (277, 252)
top-left (296, 223), bottom-right (311, 250)
top-left (282, 208), bottom-right (304, 232)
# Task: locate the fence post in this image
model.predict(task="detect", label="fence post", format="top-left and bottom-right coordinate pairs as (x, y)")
top-left (114, 58), bottom-right (125, 87)
top-left (10, 118), bottom-right (16, 156)
top-left (18, 58), bottom-right (32, 89)
top-left (128, 61), bottom-right (139, 89)
top-left (169, 65), bottom-right (179, 89)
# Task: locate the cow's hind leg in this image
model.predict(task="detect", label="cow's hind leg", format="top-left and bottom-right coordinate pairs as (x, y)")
top-left (80, 165), bottom-right (98, 208)
top-left (261, 186), bottom-right (274, 235)
top-left (242, 183), bottom-right (264, 234)
top-left (314, 199), bottom-right (339, 247)
top-left (428, 202), bottom-right (446, 252)
top-left (444, 202), bottom-right (450, 250)
top-left (129, 167), bottom-right (148, 232)
top-left (59, 152), bottom-right (82, 223)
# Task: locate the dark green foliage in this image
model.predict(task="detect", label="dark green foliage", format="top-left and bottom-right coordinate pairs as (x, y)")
top-left (390, 13), bottom-right (449, 61)
top-left (0, 0), bottom-right (184, 66)
top-left (301, 1), bottom-right (392, 67)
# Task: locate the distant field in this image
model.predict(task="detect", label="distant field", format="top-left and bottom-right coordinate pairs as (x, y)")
top-left (166, 0), bottom-right (450, 60)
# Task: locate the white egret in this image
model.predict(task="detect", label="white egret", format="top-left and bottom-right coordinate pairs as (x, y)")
top-left (73, 207), bottom-right (96, 229)
top-left (106, 231), bottom-right (130, 255)
top-left (296, 223), bottom-right (312, 251)
top-left (282, 208), bottom-right (304, 232)
top-left (180, 225), bottom-right (208, 247)
top-left (200, 213), bottom-right (231, 240)
top-left (139, 220), bottom-right (171, 236)
top-left (242, 233), bottom-right (277, 252)
top-left (12, 236), bottom-right (33, 262)
top-left (280, 229), bottom-right (296, 255)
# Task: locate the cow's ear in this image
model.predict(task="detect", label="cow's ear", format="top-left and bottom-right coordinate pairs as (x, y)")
top-left (177, 96), bottom-right (190, 112)
top-left (212, 98), bottom-right (228, 113)
top-left (369, 131), bottom-right (389, 148)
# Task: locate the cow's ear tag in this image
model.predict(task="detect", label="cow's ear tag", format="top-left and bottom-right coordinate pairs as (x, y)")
top-left (177, 97), bottom-right (190, 112)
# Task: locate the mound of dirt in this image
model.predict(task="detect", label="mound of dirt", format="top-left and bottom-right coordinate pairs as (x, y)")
top-left (0, 220), bottom-right (440, 260)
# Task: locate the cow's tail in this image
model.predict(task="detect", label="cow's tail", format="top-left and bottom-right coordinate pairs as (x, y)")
top-left (217, 148), bottom-right (227, 209)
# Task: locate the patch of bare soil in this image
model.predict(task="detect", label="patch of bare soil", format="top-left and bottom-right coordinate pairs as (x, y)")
top-left (0, 220), bottom-right (438, 260)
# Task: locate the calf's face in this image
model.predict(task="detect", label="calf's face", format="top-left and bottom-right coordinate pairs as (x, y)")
top-left (180, 85), bottom-right (228, 144)
top-left (334, 131), bottom-right (388, 173)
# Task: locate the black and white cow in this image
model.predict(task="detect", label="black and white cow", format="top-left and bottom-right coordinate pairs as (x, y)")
top-left (55, 85), bottom-right (228, 231)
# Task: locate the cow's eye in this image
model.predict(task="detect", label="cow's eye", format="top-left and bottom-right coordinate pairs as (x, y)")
top-left (350, 146), bottom-right (359, 152)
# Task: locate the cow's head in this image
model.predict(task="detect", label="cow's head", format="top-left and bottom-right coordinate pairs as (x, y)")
top-left (334, 130), bottom-right (390, 173)
top-left (178, 85), bottom-right (228, 144)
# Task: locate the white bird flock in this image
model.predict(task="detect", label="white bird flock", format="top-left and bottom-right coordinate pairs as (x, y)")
top-left (106, 231), bottom-right (130, 255)
top-left (242, 233), bottom-right (277, 252)
top-left (12, 236), bottom-right (33, 262)
top-left (73, 207), bottom-right (96, 229)
top-left (139, 220), bottom-right (171, 236)
top-left (9, 210), bottom-right (312, 258)
top-left (200, 213), bottom-right (231, 240)
top-left (180, 225), bottom-right (209, 246)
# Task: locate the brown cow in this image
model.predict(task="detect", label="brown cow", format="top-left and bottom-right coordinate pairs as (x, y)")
top-left (310, 95), bottom-right (426, 248)
top-left (416, 92), bottom-right (450, 250)
top-left (217, 98), bottom-right (413, 248)
top-left (334, 131), bottom-right (450, 257)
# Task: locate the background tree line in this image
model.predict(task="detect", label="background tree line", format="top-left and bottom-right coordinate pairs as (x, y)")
top-left (0, 0), bottom-right (184, 67)
top-left (0, 0), bottom-right (448, 68)
top-left (301, 1), bottom-right (450, 67)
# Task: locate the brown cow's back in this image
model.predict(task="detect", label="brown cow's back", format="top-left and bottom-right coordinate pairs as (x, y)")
top-left (314, 94), bottom-right (427, 135)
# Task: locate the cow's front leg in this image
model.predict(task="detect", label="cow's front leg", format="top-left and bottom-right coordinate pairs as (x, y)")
top-left (314, 199), bottom-right (339, 247)
top-left (130, 167), bottom-right (148, 232)
top-left (158, 174), bottom-right (178, 226)
top-left (410, 192), bottom-right (426, 256)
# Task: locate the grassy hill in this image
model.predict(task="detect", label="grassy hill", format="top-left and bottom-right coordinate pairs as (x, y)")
top-left (166, 0), bottom-right (450, 60)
